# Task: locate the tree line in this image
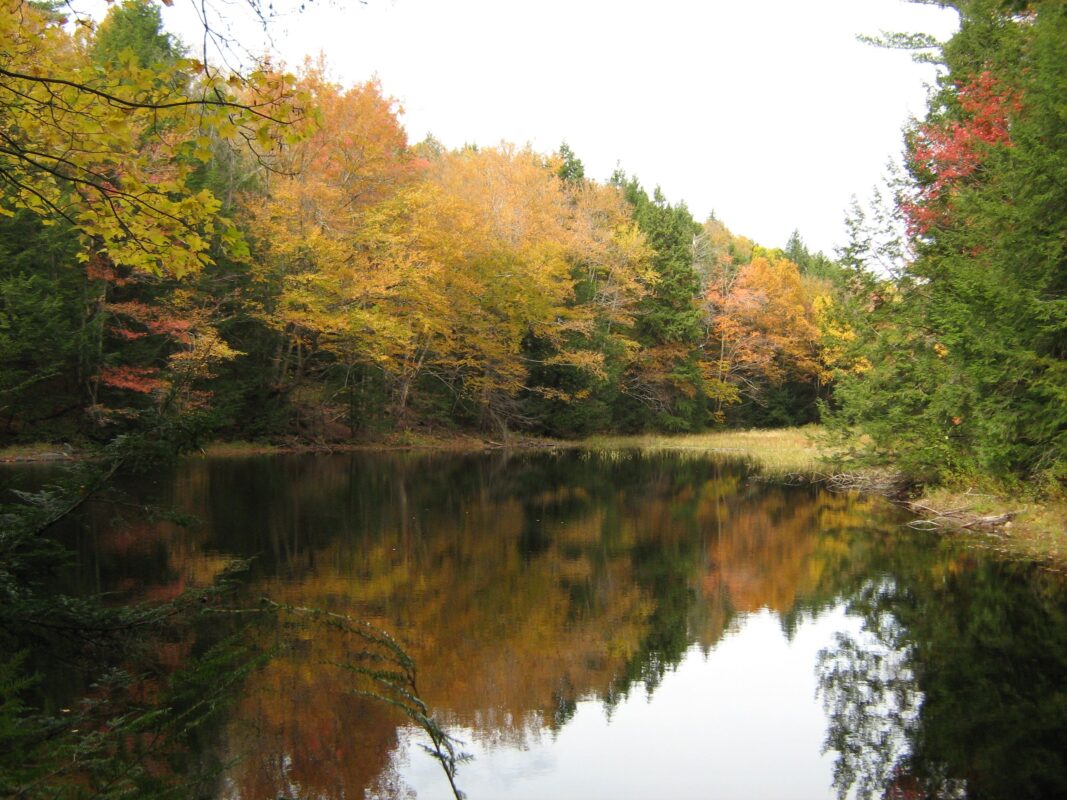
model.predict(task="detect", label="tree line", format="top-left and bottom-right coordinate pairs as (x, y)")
top-left (1, 0), bottom-right (1063, 490)
top-left (826, 0), bottom-right (1066, 490)
top-left (0, 0), bottom-right (844, 451)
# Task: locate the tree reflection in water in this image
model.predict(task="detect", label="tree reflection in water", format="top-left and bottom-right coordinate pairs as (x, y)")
top-left (48, 451), bottom-right (1067, 799)
top-left (818, 559), bottom-right (1067, 800)
top-left (817, 579), bottom-right (930, 800)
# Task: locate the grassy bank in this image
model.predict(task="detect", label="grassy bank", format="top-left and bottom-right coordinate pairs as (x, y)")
top-left (582, 426), bottom-right (1066, 568)
top-left (582, 426), bottom-right (827, 477)
top-left (0, 431), bottom-right (566, 462)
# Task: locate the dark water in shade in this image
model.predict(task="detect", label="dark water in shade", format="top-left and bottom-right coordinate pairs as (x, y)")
top-left (35, 451), bottom-right (1067, 799)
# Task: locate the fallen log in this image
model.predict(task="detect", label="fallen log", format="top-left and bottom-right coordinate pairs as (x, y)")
top-left (905, 502), bottom-right (1017, 532)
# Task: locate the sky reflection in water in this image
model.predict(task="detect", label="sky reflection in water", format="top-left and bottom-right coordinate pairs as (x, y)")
top-left (389, 608), bottom-right (862, 800)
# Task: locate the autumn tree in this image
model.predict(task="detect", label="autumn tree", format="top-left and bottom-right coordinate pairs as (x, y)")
top-left (704, 253), bottom-right (828, 425)
top-left (240, 69), bottom-right (420, 436)
top-left (384, 145), bottom-right (586, 433)
top-left (0, 0), bottom-right (300, 278)
top-left (522, 144), bottom-right (653, 435)
top-left (0, 0), bottom-right (309, 439)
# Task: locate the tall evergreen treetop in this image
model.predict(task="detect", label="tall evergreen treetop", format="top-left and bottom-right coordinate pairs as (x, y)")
top-left (92, 0), bottom-right (184, 71)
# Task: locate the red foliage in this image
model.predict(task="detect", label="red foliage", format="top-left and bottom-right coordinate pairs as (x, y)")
top-left (86, 257), bottom-right (129, 286)
top-left (99, 365), bottom-right (167, 394)
top-left (904, 71), bottom-right (1021, 236)
top-left (146, 316), bottom-right (193, 341)
top-left (107, 301), bottom-right (194, 344)
top-left (106, 300), bottom-right (153, 321)
top-left (111, 326), bottom-right (147, 341)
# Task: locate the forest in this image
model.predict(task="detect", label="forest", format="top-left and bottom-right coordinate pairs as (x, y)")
top-left (0, 0), bottom-right (841, 446)
top-left (1, 0), bottom-right (1063, 491)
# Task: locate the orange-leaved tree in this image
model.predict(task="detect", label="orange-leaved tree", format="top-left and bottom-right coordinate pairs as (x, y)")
top-left (703, 254), bottom-right (827, 420)
top-left (243, 68), bottom-right (422, 433)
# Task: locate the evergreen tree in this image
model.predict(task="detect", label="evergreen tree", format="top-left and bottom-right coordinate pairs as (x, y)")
top-left (613, 176), bottom-right (706, 431)
top-left (92, 0), bottom-right (184, 72)
top-left (555, 141), bottom-right (586, 185)
top-left (784, 228), bottom-right (848, 285)
top-left (830, 0), bottom-right (1067, 487)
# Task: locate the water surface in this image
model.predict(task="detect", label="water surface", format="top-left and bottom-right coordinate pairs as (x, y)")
top-left (46, 451), bottom-right (1067, 799)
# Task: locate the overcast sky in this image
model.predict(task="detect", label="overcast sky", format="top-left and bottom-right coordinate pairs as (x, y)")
top-left (150, 0), bottom-right (960, 255)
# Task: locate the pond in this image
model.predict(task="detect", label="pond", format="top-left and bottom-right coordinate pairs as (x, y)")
top-left (38, 450), bottom-right (1067, 799)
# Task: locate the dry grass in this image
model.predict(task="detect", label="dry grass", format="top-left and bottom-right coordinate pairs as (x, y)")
top-left (582, 425), bottom-right (828, 477)
top-left (197, 441), bottom-right (282, 457)
top-left (196, 432), bottom-right (568, 457)
top-left (0, 442), bottom-right (77, 462)
top-left (915, 486), bottom-right (1067, 567)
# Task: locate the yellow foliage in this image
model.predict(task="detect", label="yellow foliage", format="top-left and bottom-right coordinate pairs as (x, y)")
top-left (0, 2), bottom-right (301, 276)
top-left (703, 255), bottom-right (825, 408)
top-left (249, 123), bottom-right (651, 421)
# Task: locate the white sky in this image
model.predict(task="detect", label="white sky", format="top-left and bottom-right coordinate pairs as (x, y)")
top-left (152, 0), bottom-right (959, 255)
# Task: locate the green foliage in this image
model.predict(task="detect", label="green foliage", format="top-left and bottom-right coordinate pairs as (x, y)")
top-left (92, 0), bottom-right (184, 72)
top-left (612, 176), bottom-right (707, 431)
top-left (624, 182), bottom-right (703, 345)
top-left (856, 29), bottom-right (946, 64)
top-left (828, 0), bottom-right (1067, 488)
top-left (521, 329), bottom-right (619, 436)
top-left (555, 141), bottom-right (585, 185)
top-left (0, 214), bottom-right (85, 440)
top-left (784, 229), bottom-right (849, 286)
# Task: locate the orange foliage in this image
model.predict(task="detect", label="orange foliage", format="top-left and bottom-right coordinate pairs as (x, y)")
top-left (704, 254), bottom-right (825, 411)
top-left (246, 85), bottom-right (651, 426)
top-left (244, 67), bottom-right (422, 394)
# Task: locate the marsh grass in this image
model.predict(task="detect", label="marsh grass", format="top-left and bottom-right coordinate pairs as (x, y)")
top-left (582, 425), bottom-right (828, 477)
top-left (584, 426), bottom-right (1067, 568)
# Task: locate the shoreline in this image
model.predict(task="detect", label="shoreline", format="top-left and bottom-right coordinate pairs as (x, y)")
top-left (4, 428), bottom-right (1063, 567)
top-left (0, 433), bottom-right (573, 463)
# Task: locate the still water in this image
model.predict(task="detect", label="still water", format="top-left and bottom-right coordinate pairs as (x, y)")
top-left (52, 451), bottom-right (1067, 799)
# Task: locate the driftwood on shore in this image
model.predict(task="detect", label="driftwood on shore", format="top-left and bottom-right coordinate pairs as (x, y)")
top-left (760, 470), bottom-right (1021, 534)
top-left (905, 499), bottom-right (1018, 532)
